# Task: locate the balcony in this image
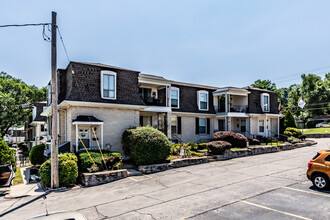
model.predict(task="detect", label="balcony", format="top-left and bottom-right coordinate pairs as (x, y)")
top-left (141, 96), bottom-right (166, 107)
top-left (215, 104), bottom-right (248, 113)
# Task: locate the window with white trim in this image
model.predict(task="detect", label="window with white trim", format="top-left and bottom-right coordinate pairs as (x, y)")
top-left (261, 93), bottom-right (270, 112)
top-left (198, 91), bottom-right (208, 110)
top-left (259, 119), bottom-right (265, 133)
top-left (101, 71), bottom-right (116, 99)
top-left (199, 118), bottom-right (207, 134)
top-left (171, 87), bottom-right (179, 108)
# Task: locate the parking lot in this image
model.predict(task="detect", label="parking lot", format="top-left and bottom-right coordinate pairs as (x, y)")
top-left (0, 138), bottom-right (329, 220)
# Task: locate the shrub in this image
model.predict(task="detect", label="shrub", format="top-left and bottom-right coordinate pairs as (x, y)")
top-left (213, 131), bottom-right (248, 148)
top-left (283, 110), bottom-right (297, 129)
top-left (287, 137), bottom-right (302, 144)
top-left (29, 144), bottom-right (45, 165)
top-left (198, 143), bottom-right (208, 150)
top-left (284, 127), bottom-right (302, 139)
top-left (170, 144), bottom-right (182, 156)
top-left (0, 138), bottom-right (16, 171)
top-left (39, 153), bottom-right (78, 187)
top-left (76, 150), bottom-right (122, 172)
top-left (191, 151), bottom-right (203, 157)
top-left (122, 126), bottom-right (171, 165)
top-left (187, 142), bottom-right (198, 151)
top-left (207, 141), bottom-right (232, 155)
top-left (249, 139), bottom-right (260, 145)
top-left (170, 143), bottom-right (192, 157)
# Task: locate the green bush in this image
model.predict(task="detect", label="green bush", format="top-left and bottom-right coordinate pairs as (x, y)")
top-left (29, 144), bottom-right (45, 165)
top-left (187, 142), bottom-right (198, 151)
top-left (198, 143), bottom-right (208, 150)
top-left (0, 138), bottom-right (16, 171)
top-left (76, 150), bottom-right (122, 172)
top-left (287, 137), bottom-right (302, 144)
top-left (284, 127), bottom-right (302, 139)
top-left (39, 153), bottom-right (78, 187)
top-left (207, 141), bottom-right (232, 155)
top-left (170, 144), bottom-right (182, 156)
top-left (191, 151), bottom-right (203, 157)
top-left (283, 110), bottom-right (297, 129)
top-left (122, 126), bottom-right (171, 165)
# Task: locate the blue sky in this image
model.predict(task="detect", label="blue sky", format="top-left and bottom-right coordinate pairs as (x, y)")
top-left (1, 1), bottom-right (330, 88)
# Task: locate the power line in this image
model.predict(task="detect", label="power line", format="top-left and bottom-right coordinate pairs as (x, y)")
top-left (57, 27), bottom-right (70, 62)
top-left (0, 23), bottom-right (50, 28)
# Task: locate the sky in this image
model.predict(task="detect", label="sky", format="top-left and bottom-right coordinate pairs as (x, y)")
top-left (1, 0), bottom-right (330, 89)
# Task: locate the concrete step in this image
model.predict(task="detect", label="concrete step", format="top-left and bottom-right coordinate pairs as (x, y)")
top-left (126, 169), bottom-right (142, 176)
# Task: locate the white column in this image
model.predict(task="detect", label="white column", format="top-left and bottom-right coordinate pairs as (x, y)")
top-left (167, 112), bottom-right (172, 139)
top-left (36, 124), bottom-right (41, 145)
top-left (277, 116), bottom-right (280, 137)
top-left (225, 93), bottom-right (228, 113)
top-left (75, 124), bottom-right (78, 152)
top-left (101, 124), bottom-right (104, 149)
top-left (225, 117), bottom-right (228, 131)
top-left (265, 114), bottom-right (268, 137)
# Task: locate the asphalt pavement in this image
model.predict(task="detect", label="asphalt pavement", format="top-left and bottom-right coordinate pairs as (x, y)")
top-left (0, 138), bottom-right (329, 220)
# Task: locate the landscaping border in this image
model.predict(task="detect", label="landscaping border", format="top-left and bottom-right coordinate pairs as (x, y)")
top-left (81, 169), bottom-right (128, 187)
top-left (79, 140), bottom-right (317, 185)
top-left (138, 157), bottom-right (208, 174)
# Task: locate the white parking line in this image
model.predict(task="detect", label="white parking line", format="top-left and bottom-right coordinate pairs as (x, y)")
top-left (283, 186), bottom-right (330, 198)
top-left (240, 200), bottom-right (311, 220)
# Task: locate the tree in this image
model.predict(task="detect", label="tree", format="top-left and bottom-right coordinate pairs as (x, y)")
top-left (283, 109), bottom-right (297, 129)
top-left (0, 138), bottom-right (15, 169)
top-left (0, 72), bottom-right (46, 137)
top-left (251, 79), bottom-right (278, 91)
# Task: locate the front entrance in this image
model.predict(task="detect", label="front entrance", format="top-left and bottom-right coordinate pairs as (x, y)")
top-left (78, 126), bottom-right (90, 149)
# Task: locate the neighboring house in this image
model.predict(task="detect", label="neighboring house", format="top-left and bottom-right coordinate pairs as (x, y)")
top-left (41, 61), bottom-right (281, 155)
top-left (24, 102), bottom-right (48, 150)
top-left (3, 127), bottom-right (25, 144)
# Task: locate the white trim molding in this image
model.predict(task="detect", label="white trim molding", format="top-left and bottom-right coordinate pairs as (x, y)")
top-left (101, 70), bottom-right (117, 100)
top-left (197, 90), bottom-right (209, 111)
top-left (260, 93), bottom-right (270, 112)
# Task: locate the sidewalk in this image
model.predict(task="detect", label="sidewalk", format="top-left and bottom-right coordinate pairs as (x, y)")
top-left (5, 167), bottom-right (45, 199)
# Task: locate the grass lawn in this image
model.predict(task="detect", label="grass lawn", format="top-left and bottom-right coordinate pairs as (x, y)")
top-left (13, 166), bottom-right (26, 185)
top-left (302, 128), bottom-right (330, 134)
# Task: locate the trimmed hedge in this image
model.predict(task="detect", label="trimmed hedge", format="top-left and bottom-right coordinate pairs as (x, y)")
top-left (187, 142), bottom-right (198, 151)
top-left (207, 141), bottom-right (232, 155)
top-left (284, 127), bottom-right (302, 139)
top-left (122, 126), bottom-right (171, 165)
top-left (39, 153), bottom-right (78, 187)
top-left (29, 144), bottom-right (46, 165)
top-left (213, 131), bottom-right (248, 148)
top-left (76, 150), bottom-right (122, 172)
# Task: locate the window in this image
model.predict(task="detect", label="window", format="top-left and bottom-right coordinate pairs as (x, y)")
top-left (198, 91), bottom-right (208, 110)
top-left (325, 155), bottom-right (330, 162)
top-left (199, 118), bottom-right (207, 134)
top-left (259, 120), bottom-right (265, 133)
top-left (171, 116), bottom-right (177, 134)
top-left (140, 116), bottom-right (152, 127)
top-left (171, 87), bottom-right (179, 108)
top-left (101, 71), bottom-right (116, 99)
top-left (261, 93), bottom-right (270, 112)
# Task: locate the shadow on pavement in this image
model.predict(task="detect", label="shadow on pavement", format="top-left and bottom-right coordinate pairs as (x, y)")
top-left (0, 192), bottom-right (49, 218)
top-left (309, 186), bottom-right (330, 194)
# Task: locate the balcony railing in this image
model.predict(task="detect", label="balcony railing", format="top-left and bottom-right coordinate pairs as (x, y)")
top-left (141, 97), bottom-right (167, 107)
top-left (215, 105), bottom-right (248, 113)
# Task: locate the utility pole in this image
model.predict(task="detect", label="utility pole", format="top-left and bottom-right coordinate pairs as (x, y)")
top-left (51, 11), bottom-right (59, 189)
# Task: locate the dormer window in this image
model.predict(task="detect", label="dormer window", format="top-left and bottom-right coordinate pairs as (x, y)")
top-left (198, 91), bottom-right (209, 111)
top-left (261, 93), bottom-right (270, 112)
top-left (171, 87), bottom-right (179, 108)
top-left (101, 71), bottom-right (116, 99)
